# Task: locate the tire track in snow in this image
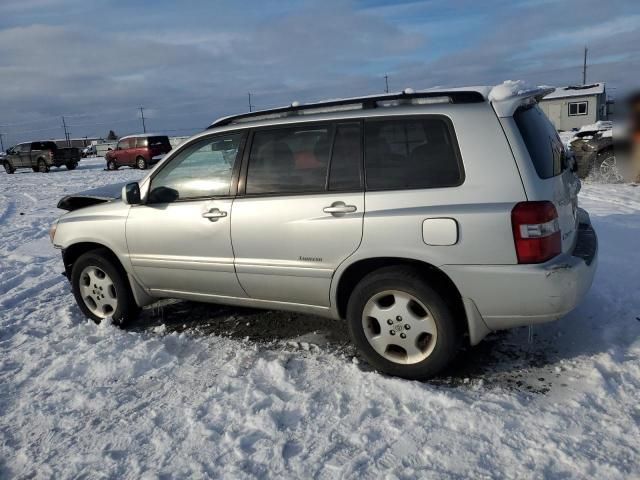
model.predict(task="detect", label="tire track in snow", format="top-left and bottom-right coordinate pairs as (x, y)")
top-left (0, 275), bottom-right (65, 309)
top-left (0, 198), bottom-right (16, 224)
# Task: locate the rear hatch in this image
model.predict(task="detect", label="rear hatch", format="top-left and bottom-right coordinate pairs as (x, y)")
top-left (147, 136), bottom-right (172, 156)
top-left (513, 105), bottom-right (580, 254)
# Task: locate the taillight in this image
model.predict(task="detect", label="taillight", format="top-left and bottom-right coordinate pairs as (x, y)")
top-left (511, 201), bottom-right (561, 264)
top-left (48, 150), bottom-right (54, 158)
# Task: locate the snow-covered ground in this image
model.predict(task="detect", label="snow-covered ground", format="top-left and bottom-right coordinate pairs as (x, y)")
top-left (1, 158), bottom-right (639, 478)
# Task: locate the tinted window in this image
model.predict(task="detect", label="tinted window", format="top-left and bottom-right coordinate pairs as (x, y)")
top-left (246, 126), bottom-right (331, 194)
top-left (118, 139), bottom-right (131, 150)
top-left (365, 118), bottom-right (462, 190)
top-left (136, 137), bottom-right (148, 148)
top-left (514, 105), bottom-right (564, 179)
top-left (148, 136), bottom-right (171, 149)
top-left (149, 134), bottom-right (242, 203)
top-left (329, 123), bottom-right (362, 191)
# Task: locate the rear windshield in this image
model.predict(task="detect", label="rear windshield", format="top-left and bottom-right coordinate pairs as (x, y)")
top-left (147, 136), bottom-right (171, 148)
top-left (514, 105), bottom-right (565, 179)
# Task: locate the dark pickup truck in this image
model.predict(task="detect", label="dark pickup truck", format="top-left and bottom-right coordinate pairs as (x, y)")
top-left (3, 141), bottom-right (81, 174)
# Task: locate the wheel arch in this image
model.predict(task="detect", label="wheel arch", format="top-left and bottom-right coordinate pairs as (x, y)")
top-left (62, 241), bottom-right (154, 307)
top-left (333, 257), bottom-right (469, 338)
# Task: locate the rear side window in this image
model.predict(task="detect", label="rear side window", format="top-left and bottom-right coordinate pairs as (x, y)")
top-left (364, 118), bottom-right (463, 190)
top-left (514, 105), bottom-right (564, 179)
top-left (136, 137), bottom-right (148, 148)
top-left (246, 125), bottom-right (331, 195)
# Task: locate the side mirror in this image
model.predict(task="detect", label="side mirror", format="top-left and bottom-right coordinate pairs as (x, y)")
top-left (122, 182), bottom-right (141, 205)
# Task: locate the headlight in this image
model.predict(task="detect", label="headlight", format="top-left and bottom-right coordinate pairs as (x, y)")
top-left (49, 221), bottom-right (58, 243)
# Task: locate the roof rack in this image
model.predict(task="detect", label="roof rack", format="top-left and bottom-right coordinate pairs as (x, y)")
top-left (208, 89), bottom-right (485, 129)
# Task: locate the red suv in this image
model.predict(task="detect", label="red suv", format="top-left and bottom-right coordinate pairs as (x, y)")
top-left (105, 135), bottom-right (172, 170)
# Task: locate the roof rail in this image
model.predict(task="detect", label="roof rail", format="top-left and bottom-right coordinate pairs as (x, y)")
top-left (207, 89), bottom-right (485, 129)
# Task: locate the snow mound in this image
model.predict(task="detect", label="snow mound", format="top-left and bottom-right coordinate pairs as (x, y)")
top-left (579, 121), bottom-right (613, 133)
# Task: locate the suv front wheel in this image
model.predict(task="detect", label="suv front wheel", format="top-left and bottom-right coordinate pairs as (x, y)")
top-left (70, 249), bottom-right (139, 326)
top-left (347, 266), bottom-right (461, 380)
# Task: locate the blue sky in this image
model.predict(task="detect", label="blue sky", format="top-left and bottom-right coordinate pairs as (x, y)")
top-left (0, 0), bottom-right (638, 144)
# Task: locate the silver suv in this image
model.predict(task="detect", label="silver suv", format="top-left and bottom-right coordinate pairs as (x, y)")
top-left (50, 85), bottom-right (598, 380)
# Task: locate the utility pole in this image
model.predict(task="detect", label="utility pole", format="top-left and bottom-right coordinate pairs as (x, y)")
top-left (384, 75), bottom-right (389, 93)
top-left (248, 92), bottom-right (253, 112)
top-left (582, 46), bottom-right (588, 85)
top-left (139, 107), bottom-right (147, 133)
top-left (0, 132), bottom-right (4, 152)
top-left (62, 116), bottom-right (70, 146)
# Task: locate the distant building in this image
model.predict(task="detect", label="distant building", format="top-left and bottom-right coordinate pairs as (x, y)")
top-left (539, 83), bottom-right (608, 131)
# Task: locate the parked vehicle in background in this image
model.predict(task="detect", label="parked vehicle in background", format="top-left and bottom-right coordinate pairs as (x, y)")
top-left (3, 141), bottom-right (80, 174)
top-left (51, 83), bottom-right (597, 380)
top-left (105, 134), bottom-right (172, 170)
top-left (81, 145), bottom-right (97, 158)
top-left (569, 123), bottom-right (617, 181)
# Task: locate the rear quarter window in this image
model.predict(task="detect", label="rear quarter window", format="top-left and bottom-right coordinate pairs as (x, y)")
top-left (364, 117), bottom-right (463, 190)
top-left (514, 105), bottom-right (565, 179)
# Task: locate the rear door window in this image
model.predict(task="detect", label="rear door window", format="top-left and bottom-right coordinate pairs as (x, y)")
top-left (514, 105), bottom-right (565, 179)
top-left (246, 125), bottom-right (331, 195)
top-left (364, 117), bottom-right (463, 190)
top-left (136, 137), bottom-right (148, 148)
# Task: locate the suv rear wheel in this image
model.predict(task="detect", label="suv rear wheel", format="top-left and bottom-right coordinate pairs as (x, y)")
top-left (71, 249), bottom-right (139, 326)
top-left (136, 156), bottom-right (147, 169)
top-left (347, 266), bottom-right (461, 380)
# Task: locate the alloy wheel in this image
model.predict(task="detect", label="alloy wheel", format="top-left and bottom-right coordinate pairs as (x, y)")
top-left (362, 290), bottom-right (438, 365)
top-left (78, 266), bottom-right (118, 318)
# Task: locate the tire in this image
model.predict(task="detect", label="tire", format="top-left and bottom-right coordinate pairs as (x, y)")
top-left (3, 161), bottom-right (15, 174)
top-left (107, 159), bottom-right (118, 171)
top-left (70, 249), bottom-right (140, 326)
top-left (66, 162), bottom-right (77, 170)
top-left (592, 150), bottom-right (622, 183)
top-left (347, 266), bottom-right (461, 380)
top-left (37, 159), bottom-right (49, 173)
top-left (136, 156), bottom-right (147, 170)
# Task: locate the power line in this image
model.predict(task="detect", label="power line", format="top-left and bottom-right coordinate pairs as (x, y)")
top-left (139, 107), bottom-right (147, 133)
top-left (582, 46), bottom-right (588, 85)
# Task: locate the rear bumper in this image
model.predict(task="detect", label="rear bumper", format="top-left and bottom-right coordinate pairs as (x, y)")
top-left (443, 215), bottom-right (598, 342)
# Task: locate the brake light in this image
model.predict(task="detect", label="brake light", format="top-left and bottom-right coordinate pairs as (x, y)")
top-left (48, 150), bottom-right (54, 158)
top-left (511, 201), bottom-right (561, 264)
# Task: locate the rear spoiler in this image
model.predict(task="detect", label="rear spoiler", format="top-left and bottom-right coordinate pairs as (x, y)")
top-left (57, 182), bottom-right (126, 211)
top-left (489, 81), bottom-right (555, 118)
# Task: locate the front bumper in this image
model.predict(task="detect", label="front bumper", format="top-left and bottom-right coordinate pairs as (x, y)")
top-left (443, 217), bottom-right (598, 336)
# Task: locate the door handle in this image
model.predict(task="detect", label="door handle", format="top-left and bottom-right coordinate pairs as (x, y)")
top-left (202, 208), bottom-right (227, 221)
top-left (323, 202), bottom-right (357, 215)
